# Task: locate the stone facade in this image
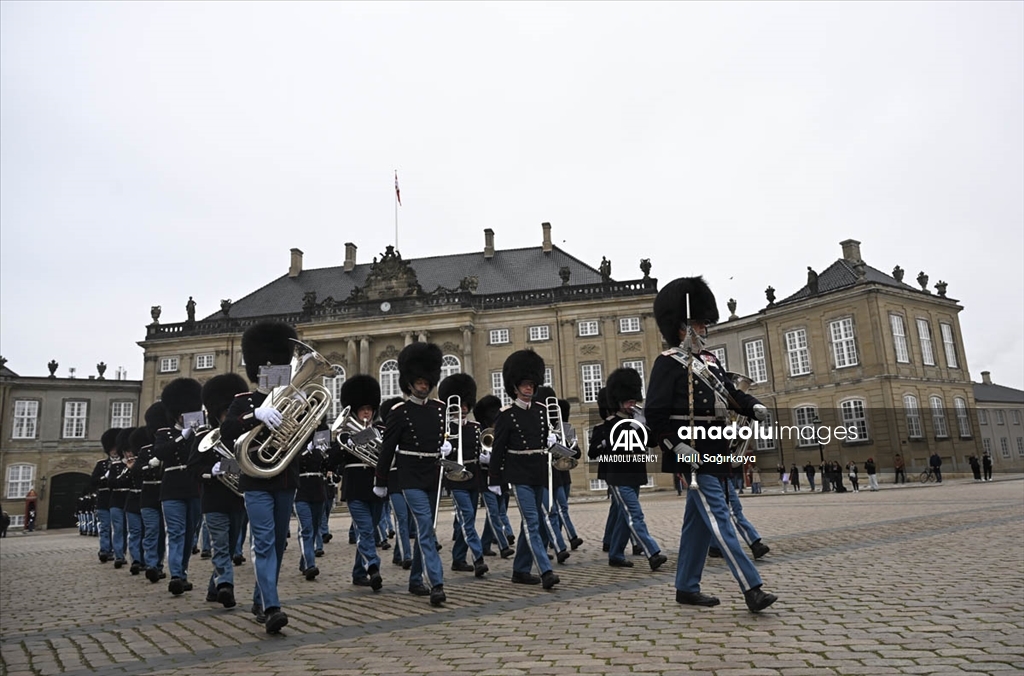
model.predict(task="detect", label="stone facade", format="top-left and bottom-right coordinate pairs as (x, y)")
top-left (0, 360), bottom-right (142, 530)
top-left (974, 371), bottom-right (1024, 473)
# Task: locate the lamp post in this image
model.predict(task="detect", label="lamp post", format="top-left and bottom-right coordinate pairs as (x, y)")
top-left (814, 415), bottom-right (829, 493)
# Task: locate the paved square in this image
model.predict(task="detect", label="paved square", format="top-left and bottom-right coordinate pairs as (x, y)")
top-left (2, 478), bottom-right (1022, 675)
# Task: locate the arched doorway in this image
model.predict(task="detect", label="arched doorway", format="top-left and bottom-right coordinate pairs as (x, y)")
top-left (47, 472), bottom-right (92, 529)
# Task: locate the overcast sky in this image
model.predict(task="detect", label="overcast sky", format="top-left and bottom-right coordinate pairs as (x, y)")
top-left (2, 2), bottom-right (1022, 390)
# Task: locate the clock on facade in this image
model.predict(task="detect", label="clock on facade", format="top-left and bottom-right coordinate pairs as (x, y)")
top-left (380, 302), bottom-right (391, 312)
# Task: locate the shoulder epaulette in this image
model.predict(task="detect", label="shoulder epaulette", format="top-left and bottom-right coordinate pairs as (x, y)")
top-left (234, 391), bottom-right (251, 398)
top-left (661, 347), bottom-right (682, 357)
top-left (391, 401), bottom-right (406, 410)
top-left (500, 404), bottom-right (512, 412)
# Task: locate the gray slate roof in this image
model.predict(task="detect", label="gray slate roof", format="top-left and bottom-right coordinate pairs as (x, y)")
top-left (973, 382), bottom-right (1024, 404)
top-left (205, 245), bottom-right (607, 320)
top-left (778, 259), bottom-right (921, 305)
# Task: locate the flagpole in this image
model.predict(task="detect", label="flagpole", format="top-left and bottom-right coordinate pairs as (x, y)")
top-left (394, 169), bottom-right (399, 250)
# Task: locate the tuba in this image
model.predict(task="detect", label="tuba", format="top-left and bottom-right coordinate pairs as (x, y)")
top-left (440, 395), bottom-right (472, 482)
top-left (544, 396), bottom-right (579, 471)
top-left (331, 405), bottom-right (382, 467)
top-left (197, 429), bottom-right (243, 497)
top-left (235, 339), bottom-right (335, 480)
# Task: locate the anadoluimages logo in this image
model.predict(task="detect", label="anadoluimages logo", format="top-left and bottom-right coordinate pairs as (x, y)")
top-left (610, 418), bottom-right (649, 452)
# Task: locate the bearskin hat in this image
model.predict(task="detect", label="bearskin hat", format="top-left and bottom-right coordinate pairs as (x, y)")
top-left (379, 396), bottom-right (404, 425)
top-left (596, 387), bottom-right (612, 419)
top-left (202, 373), bottom-right (250, 425)
top-left (653, 276), bottom-right (719, 346)
top-left (144, 401), bottom-right (174, 436)
top-left (341, 375), bottom-right (382, 414)
top-left (472, 395), bottom-right (502, 429)
top-left (241, 320), bottom-right (298, 383)
top-left (129, 427), bottom-right (150, 454)
top-left (606, 367), bottom-right (644, 407)
top-left (535, 385), bottom-right (557, 403)
top-left (501, 349), bottom-right (545, 399)
top-left (161, 378), bottom-right (203, 418)
top-left (558, 399), bottom-right (571, 423)
top-left (115, 427), bottom-right (134, 457)
top-left (398, 342), bottom-right (443, 395)
top-left (438, 373), bottom-right (477, 411)
top-left (101, 428), bottom-right (121, 455)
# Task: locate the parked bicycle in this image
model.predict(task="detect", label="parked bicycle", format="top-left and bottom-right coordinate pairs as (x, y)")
top-left (919, 467), bottom-right (937, 483)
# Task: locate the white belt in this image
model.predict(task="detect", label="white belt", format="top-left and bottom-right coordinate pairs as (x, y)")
top-left (113, 488), bottom-right (130, 492)
top-left (507, 448), bottom-right (546, 455)
top-left (143, 481), bottom-right (162, 485)
top-left (398, 449), bottom-right (440, 458)
top-left (129, 489), bottom-right (142, 493)
top-left (299, 472), bottom-right (323, 477)
top-left (164, 465), bottom-right (187, 472)
top-left (669, 415), bottom-right (723, 422)
top-left (345, 463), bottom-right (372, 469)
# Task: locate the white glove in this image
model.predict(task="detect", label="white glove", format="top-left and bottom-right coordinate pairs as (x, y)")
top-left (488, 485), bottom-right (502, 496)
top-left (479, 451), bottom-right (491, 465)
top-left (212, 461), bottom-right (224, 476)
top-left (547, 433), bottom-right (558, 447)
top-left (753, 404), bottom-right (769, 422)
top-left (373, 486), bottom-right (387, 499)
top-left (440, 440), bottom-right (453, 458)
top-left (255, 407), bottom-right (283, 429)
top-left (148, 457), bottom-right (161, 468)
top-left (103, 471), bottom-right (110, 480)
top-left (181, 426), bottom-right (193, 440)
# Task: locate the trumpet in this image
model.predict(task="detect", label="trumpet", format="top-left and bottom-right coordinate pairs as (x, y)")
top-left (480, 428), bottom-right (495, 456)
top-left (440, 395), bottom-right (473, 482)
top-left (544, 397), bottom-right (579, 471)
top-left (331, 405), bottom-right (382, 467)
top-left (196, 428), bottom-right (243, 497)
top-left (235, 339), bottom-right (335, 480)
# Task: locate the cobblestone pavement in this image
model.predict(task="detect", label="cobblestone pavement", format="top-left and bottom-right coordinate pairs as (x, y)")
top-left (2, 477), bottom-right (1022, 675)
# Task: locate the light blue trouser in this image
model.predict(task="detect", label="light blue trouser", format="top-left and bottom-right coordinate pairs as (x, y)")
top-left (512, 485), bottom-right (552, 576)
top-left (204, 511), bottom-right (239, 594)
top-left (388, 492), bottom-right (413, 564)
top-left (245, 489), bottom-right (295, 612)
top-left (450, 488), bottom-right (483, 564)
top-left (97, 508), bottom-right (112, 556)
top-left (402, 488), bottom-right (444, 590)
top-left (348, 498), bottom-right (383, 579)
top-left (553, 485), bottom-right (579, 540)
top-left (141, 507), bottom-right (165, 569)
top-left (162, 498), bottom-right (200, 580)
top-left (109, 506), bottom-right (126, 560)
top-left (294, 500), bottom-right (324, 572)
top-left (479, 489), bottom-right (511, 550)
top-left (126, 511), bottom-right (144, 564)
top-left (676, 473), bottom-right (762, 594)
top-left (609, 485), bottom-right (660, 561)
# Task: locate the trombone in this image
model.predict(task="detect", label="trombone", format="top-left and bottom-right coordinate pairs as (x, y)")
top-left (435, 395), bottom-right (472, 531)
top-left (544, 396), bottom-right (579, 511)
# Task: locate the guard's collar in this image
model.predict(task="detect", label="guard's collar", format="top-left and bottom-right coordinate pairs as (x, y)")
top-left (408, 394), bottom-right (427, 406)
top-left (514, 398), bottom-right (531, 410)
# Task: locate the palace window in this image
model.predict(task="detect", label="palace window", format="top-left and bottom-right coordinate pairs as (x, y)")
top-left (6, 464), bottom-right (34, 500)
top-left (744, 339), bottom-right (768, 383)
top-left (110, 401), bottom-right (134, 428)
top-left (619, 317), bottom-right (641, 334)
top-left (159, 357), bottom-right (179, 373)
top-left (930, 396), bottom-right (948, 438)
top-left (12, 400), bottom-right (38, 439)
top-left (195, 354), bottom-right (215, 370)
top-left (489, 329), bottom-right (510, 345)
top-left (904, 395), bottom-right (922, 439)
top-left (890, 315), bottom-right (910, 363)
top-left (528, 326), bottom-right (550, 342)
top-left (440, 355), bottom-right (461, 380)
top-left (829, 318), bottom-right (858, 368)
top-left (621, 360), bottom-right (645, 396)
top-left (954, 397), bottom-right (971, 438)
top-left (63, 401), bottom-right (87, 439)
top-left (578, 320), bottom-right (600, 337)
top-left (581, 363), bottom-right (603, 403)
top-left (917, 320), bottom-right (935, 365)
top-left (841, 399), bottom-right (869, 441)
top-left (380, 360), bottom-right (400, 399)
top-left (324, 366), bottom-right (346, 419)
top-left (785, 328), bottom-right (811, 376)
top-left (940, 323), bottom-right (959, 368)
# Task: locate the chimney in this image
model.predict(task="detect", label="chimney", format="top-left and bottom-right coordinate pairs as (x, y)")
top-left (981, 371), bottom-right (992, 385)
top-left (344, 242), bottom-right (357, 272)
top-left (484, 228), bottom-right (495, 259)
top-left (542, 222), bottom-right (552, 254)
top-left (840, 239), bottom-right (862, 264)
top-left (289, 248), bottom-right (303, 278)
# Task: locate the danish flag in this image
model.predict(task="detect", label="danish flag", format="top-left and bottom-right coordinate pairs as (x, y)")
top-left (395, 171), bottom-right (401, 206)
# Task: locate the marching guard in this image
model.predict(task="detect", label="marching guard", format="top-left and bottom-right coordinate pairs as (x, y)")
top-left (475, 395), bottom-right (514, 558)
top-left (91, 428), bottom-right (121, 563)
top-left (140, 402), bottom-right (171, 582)
top-left (646, 276), bottom-right (778, 612)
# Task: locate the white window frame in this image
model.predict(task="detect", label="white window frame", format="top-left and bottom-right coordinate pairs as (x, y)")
top-left (380, 360), bottom-right (400, 399)
top-left (917, 319), bottom-right (935, 366)
top-left (491, 372), bottom-right (512, 407)
top-left (829, 318), bottom-right (858, 368)
top-left (159, 356), bottom-right (179, 373)
top-left (489, 329), bottom-right (510, 345)
top-left (983, 438), bottom-right (993, 454)
top-left (979, 409), bottom-right (989, 425)
top-left (581, 363), bottom-right (603, 404)
top-left (63, 400), bottom-right (88, 439)
top-left (440, 355), bottom-right (461, 380)
top-left (618, 317), bottom-right (641, 334)
top-left (890, 314), bottom-right (910, 363)
top-left (110, 401), bottom-right (134, 428)
top-left (323, 366), bottom-right (346, 420)
top-left (940, 323), bottom-right (959, 368)
top-left (999, 437), bottom-right (1010, 458)
top-left (995, 410), bottom-right (1005, 426)
top-left (930, 396), bottom-right (948, 439)
top-left (12, 400), bottom-right (39, 439)
top-left (578, 320), bottom-right (600, 338)
top-left (195, 353), bottom-right (215, 370)
top-left (6, 463), bottom-right (35, 499)
top-left (622, 360), bottom-right (646, 396)
top-left (841, 399), bottom-right (869, 441)
top-left (8, 515), bottom-right (24, 528)
top-left (1013, 411), bottom-right (1022, 426)
top-left (785, 328), bottom-right (811, 376)
top-left (904, 394), bottom-right (922, 439)
top-left (954, 397), bottom-right (971, 437)
top-left (528, 325), bottom-right (550, 342)
top-left (755, 411), bottom-right (775, 450)
top-left (709, 347), bottom-right (727, 370)
top-left (1017, 437), bottom-right (1024, 457)
top-left (794, 406), bottom-right (818, 447)
top-left (543, 367), bottom-right (553, 387)
top-left (744, 339), bottom-right (768, 384)
top-left (589, 478), bottom-right (608, 491)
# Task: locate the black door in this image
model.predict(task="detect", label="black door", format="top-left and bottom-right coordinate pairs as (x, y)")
top-left (47, 472), bottom-right (92, 529)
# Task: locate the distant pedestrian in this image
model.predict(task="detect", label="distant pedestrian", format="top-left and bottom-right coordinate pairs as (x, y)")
top-left (847, 462), bottom-right (859, 493)
top-left (751, 468), bottom-right (762, 494)
top-left (789, 464), bottom-right (801, 492)
top-left (893, 454), bottom-right (906, 484)
top-left (969, 455), bottom-right (981, 481)
top-left (865, 458), bottom-right (879, 491)
top-left (803, 462), bottom-right (816, 492)
top-left (26, 506), bottom-right (36, 532)
top-left (0, 511), bottom-right (9, 537)
top-left (982, 452), bottom-right (993, 482)
top-left (929, 452), bottom-right (943, 483)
